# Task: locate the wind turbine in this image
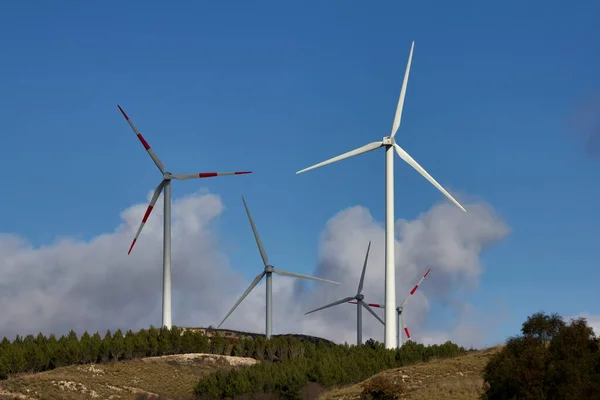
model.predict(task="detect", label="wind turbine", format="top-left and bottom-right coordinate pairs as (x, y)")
top-left (350, 268), bottom-right (432, 347)
top-left (304, 241), bottom-right (384, 345)
top-left (217, 196), bottom-right (340, 339)
top-left (295, 41), bottom-right (466, 349)
top-left (117, 105), bottom-right (252, 330)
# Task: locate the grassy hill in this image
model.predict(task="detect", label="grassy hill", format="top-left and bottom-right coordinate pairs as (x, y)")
top-left (320, 346), bottom-right (501, 400)
top-left (0, 345), bottom-right (499, 400)
top-left (0, 352), bottom-right (257, 399)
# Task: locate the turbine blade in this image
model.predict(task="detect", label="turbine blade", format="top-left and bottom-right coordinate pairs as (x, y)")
top-left (394, 144), bottom-right (466, 212)
top-left (304, 296), bottom-right (356, 315)
top-left (241, 196), bottom-right (269, 267)
top-left (369, 303), bottom-right (384, 308)
top-left (171, 171), bottom-right (252, 180)
top-left (390, 41), bottom-right (414, 138)
top-left (217, 272), bottom-right (265, 328)
top-left (404, 326), bottom-right (411, 339)
top-left (117, 105), bottom-right (166, 174)
top-left (399, 268), bottom-right (432, 307)
top-left (128, 180), bottom-right (165, 255)
top-left (273, 269), bottom-right (340, 285)
top-left (296, 141), bottom-right (384, 175)
top-left (356, 241), bottom-right (371, 295)
top-left (359, 300), bottom-right (385, 325)
top-left (349, 301), bottom-right (384, 308)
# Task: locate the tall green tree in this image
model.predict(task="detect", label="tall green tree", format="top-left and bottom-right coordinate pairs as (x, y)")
top-left (482, 312), bottom-right (600, 400)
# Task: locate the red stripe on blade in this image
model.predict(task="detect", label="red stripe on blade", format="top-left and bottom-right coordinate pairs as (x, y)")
top-left (199, 173), bottom-right (218, 178)
top-left (409, 285), bottom-right (419, 295)
top-left (234, 171), bottom-right (252, 175)
top-left (404, 327), bottom-right (410, 339)
top-left (137, 134), bottom-right (151, 150)
top-left (424, 269), bottom-right (431, 278)
top-left (117, 105), bottom-right (129, 120)
top-left (127, 238), bottom-right (137, 255)
top-left (349, 301), bottom-right (358, 304)
top-left (142, 205), bottom-right (153, 223)
top-left (368, 303), bottom-right (382, 308)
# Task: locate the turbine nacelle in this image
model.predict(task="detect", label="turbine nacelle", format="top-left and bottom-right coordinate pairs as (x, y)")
top-left (163, 172), bottom-right (174, 180)
top-left (356, 293), bottom-right (365, 301)
top-left (382, 136), bottom-right (395, 146)
top-left (265, 265), bottom-right (275, 273)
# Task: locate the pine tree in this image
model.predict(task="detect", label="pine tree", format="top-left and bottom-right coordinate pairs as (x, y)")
top-left (169, 326), bottom-right (181, 354)
top-left (157, 327), bottom-right (172, 355)
top-left (90, 332), bottom-right (102, 363)
top-left (147, 326), bottom-right (159, 356)
top-left (111, 330), bottom-right (125, 361)
top-left (99, 330), bottom-right (112, 363)
top-left (79, 332), bottom-right (92, 364)
top-left (123, 330), bottom-right (135, 360)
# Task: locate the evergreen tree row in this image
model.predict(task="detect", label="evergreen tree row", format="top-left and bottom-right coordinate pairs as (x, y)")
top-left (195, 338), bottom-right (467, 399)
top-left (0, 326), bottom-right (233, 379)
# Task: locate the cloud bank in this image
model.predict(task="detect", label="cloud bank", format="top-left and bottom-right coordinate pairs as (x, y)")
top-left (0, 190), bottom-right (511, 348)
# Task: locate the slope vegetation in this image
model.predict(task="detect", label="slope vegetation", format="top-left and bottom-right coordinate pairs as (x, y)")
top-left (320, 346), bottom-right (501, 400)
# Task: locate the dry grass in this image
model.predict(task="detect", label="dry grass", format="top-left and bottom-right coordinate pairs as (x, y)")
top-left (320, 346), bottom-right (502, 400)
top-left (0, 353), bottom-right (258, 400)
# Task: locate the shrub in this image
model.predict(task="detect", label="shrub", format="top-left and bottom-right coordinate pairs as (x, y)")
top-left (361, 375), bottom-right (405, 400)
top-left (482, 311), bottom-right (600, 400)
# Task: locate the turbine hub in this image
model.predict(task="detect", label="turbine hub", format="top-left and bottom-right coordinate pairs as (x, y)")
top-left (356, 293), bottom-right (364, 301)
top-left (382, 136), bottom-right (395, 146)
top-left (163, 172), bottom-right (173, 180)
top-left (396, 306), bottom-right (402, 313)
top-left (265, 265), bottom-right (274, 273)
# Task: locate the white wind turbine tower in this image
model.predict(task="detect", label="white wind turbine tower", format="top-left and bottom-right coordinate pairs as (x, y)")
top-left (217, 196), bottom-right (340, 339)
top-left (118, 105), bottom-right (252, 330)
top-left (351, 268), bottom-right (432, 347)
top-left (295, 41), bottom-right (466, 349)
top-left (304, 241), bottom-right (384, 345)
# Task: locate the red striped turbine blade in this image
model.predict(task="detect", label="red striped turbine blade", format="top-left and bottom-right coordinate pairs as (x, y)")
top-left (200, 171), bottom-right (252, 178)
top-left (409, 284), bottom-right (419, 295)
top-left (128, 181), bottom-right (165, 255)
top-left (348, 301), bottom-right (383, 308)
top-left (400, 268), bottom-right (432, 307)
top-left (171, 171), bottom-right (252, 180)
top-left (117, 105), bottom-right (165, 173)
top-left (404, 327), bottom-right (411, 339)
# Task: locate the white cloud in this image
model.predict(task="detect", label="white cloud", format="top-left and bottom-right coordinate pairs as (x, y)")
top-left (0, 190), bottom-right (511, 348)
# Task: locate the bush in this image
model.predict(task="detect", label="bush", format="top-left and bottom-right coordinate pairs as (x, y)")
top-left (482, 311), bottom-right (600, 400)
top-left (361, 375), bottom-right (405, 400)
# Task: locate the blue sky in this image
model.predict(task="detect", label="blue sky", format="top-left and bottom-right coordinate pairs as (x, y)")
top-left (1, 0), bottom-right (599, 345)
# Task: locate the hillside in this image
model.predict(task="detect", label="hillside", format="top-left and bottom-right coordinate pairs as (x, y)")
top-left (320, 346), bottom-right (501, 400)
top-left (0, 346), bottom-right (499, 400)
top-left (0, 352), bottom-right (257, 399)
top-left (0, 327), bottom-right (334, 399)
